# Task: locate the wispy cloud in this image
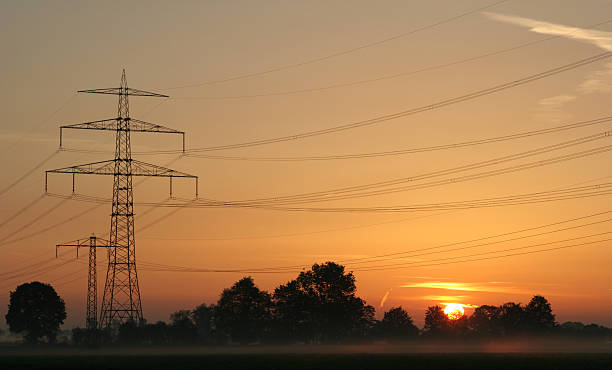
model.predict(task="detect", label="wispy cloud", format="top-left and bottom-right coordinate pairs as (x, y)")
top-left (401, 281), bottom-right (523, 294)
top-left (538, 95), bottom-right (577, 110)
top-left (483, 12), bottom-right (612, 50)
top-left (442, 302), bottom-right (479, 309)
top-left (577, 63), bottom-right (612, 94)
top-left (379, 289), bottom-right (392, 308)
top-left (420, 295), bottom-right (469, 302)
top-left (483, 12), bottom-right (612, 119)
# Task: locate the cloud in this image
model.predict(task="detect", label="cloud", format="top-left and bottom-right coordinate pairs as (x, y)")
top-left (401, 281), bottom-right (523, 294)
top-left (483, 12), bottom-right (612, 119)
top-left (379, 289), bottom-right (392, 308)
top-left (483, 12), bottom-right (612, 51)
top-left (420, 295), bottom-right (469, 302)
top-left (537, 94), bottom-right (576, 122)
top-left (577, 63), bottom-right (612, 94)
top-left (538, 94), bottom-right (577, 110)
top-left (441, 302), bottom-right (479, 309)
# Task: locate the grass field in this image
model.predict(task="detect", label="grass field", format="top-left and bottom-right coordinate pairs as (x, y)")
top-left (1, 353), bottom-right (612, 370)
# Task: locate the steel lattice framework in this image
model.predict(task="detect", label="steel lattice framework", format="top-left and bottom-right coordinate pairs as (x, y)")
top-left (46, 70), bottom-right (198, 329)
top-left (56, 236), bottom-right (114, 330)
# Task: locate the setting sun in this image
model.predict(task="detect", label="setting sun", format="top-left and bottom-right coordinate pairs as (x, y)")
top-left (443, 303), bottom-right (465, 320)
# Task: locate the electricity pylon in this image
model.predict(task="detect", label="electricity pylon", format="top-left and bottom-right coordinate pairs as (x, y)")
top-left (46, 70), bottom-right (198, 328)
top-left (56, 236), bottom-right (114, 330)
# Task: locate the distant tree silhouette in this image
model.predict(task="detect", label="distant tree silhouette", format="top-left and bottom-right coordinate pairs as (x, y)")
top-left (559, 321), bottom-right (611, 339)
top-left (169, 310), bottom-right (198, 344)
top-left (118, 320), bottom-right (142, 344)
top-left (71, 326), bottom-right (105, 346)
top-left (524, 295), bottom-right (556, 331)
top-left (273, 262), bottom-right (375, 343)
top-left (191, 303), bottom-right (215, 343)
top-left (215, 277), bottom-right (272, 344)
top-left (5, 282), bottom-right (66, 343)
top-left (423, 305), bottom-right (451, 336)
top-left (142, 321), bottom-right (170, 345)
top-left (498, 302), bottom-right (529, 336)
top-left (469, 305), bottom-right (502, 337)
top-left (376, 306), bottom-right (419, 341)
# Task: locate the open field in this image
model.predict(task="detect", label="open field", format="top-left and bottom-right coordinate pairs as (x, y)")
top-left (1, 353), bottom-right (612, 370)
top-left (2, 344), bottom-right (612, 370)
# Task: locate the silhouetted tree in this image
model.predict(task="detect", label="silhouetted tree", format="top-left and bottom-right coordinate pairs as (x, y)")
top-left (5, 282), bottom-right (66, 343)
top-left (469, 305), bottom-right (502, 337)
top-left (169, 310), bottom-right (198, 344)
top-left (215, 277), bottom-right (272, 344)
top-left (376, 306), bottom-right (419, 341)
top-left (524, 295), bottom-right (556, 332)
top-left (191, 303), bottom-right (215, 343)
top-left (498, 302), bottom-right (526, 336)
top-left (142, 321), bottom-right (170, 345)
top-left (118, 320), bottom-right (143, 344)
top-left (423, 305), bottom-right (451, 336)
top-left (273, 262), bottom-right (375, 343)
top-left (449, 315), bottom-right (470, 337)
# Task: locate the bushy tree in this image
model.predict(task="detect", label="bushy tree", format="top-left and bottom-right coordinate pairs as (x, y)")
top-left (469, 305), bottom-right (502, 337)
top-left (273, 262), bottom-right (375, 343)
top-left (5, 282), bottom-right (66, 343)
top-left (169, 310), bottom-right (198, 343)
top-left (118, 320), bottom-right (142, 344)
top-left (423, 305), bottom-right (450, 336)
top-left (142, 321), bottom-right (170, 345)
top-left (376, 306), bottom-right (419, 341)
top-left (215, 277), bottom-right (272, 344)
top-left (524, 295), bottom-right (556, 331)
top-left (191, 303), bottom-right (215, 343)
top-left (498, 302), bottom-right (526, 336)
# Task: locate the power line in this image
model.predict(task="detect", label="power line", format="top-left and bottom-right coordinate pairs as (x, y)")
top-left (180, 116), bottom-right (612, 161)
top-left (135, 235), bottom-right (612, 274)
top-left (137, 215), bottom-right (612, 274)
top-left (128, 51), bottom-right (612, 155)
top-left (354, 237), bottom-right (612, 272)
top-left (46, 182), bottom-right (612, 214)
top-left (61, 115), bottom-right (612, 159)
top-left (191, 133), bottom-right (612, 207)
top-left (0, 150), bottom-right (60, 197)
top-left (161, 0), bottom-right (510, 90)
top-left (0, 197), bottom-right (70, 244)
top-left (348, 221), bottom-right (612, 267)
top-left (141, 211), bottom-right (452, 241)
top-left (171, 19), bottom-right (612, 100)
top-left (3, 93), bottom-right (77, 152)
top-left (0, 200), bottom-right (101, 249)
top-left (140, 175), bottom-right (612, 242)
top-left (0, 193), bottom-right (45, 230)
top-left (228, 209), bottom-right (612, 271)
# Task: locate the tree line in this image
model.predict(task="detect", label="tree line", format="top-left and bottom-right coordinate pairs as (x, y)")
top-left (4, 262), bottom-right (611, 345)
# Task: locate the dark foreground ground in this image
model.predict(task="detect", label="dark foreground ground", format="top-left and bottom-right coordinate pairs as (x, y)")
top-left (1, 344), bottom-right (612, 370)
top-left (1, 353), bottom-right (612, 370)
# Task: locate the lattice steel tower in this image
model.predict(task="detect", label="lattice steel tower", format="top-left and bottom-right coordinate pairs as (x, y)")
top-left (56, 236), bottom-right (114, 330)
top-left (46, 70), bottom-right (198, 328)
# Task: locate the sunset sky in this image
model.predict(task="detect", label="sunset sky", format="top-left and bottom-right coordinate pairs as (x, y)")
top-left (1, 0), bottom-right (612, 328)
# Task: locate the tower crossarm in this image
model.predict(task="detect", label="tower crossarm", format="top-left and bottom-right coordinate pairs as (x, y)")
top-left (47, 159), bottom-right (196, 177)
top-left (46, 159), bottom-right (199, 196)
top-left (56, 236), bottom-right (115, 258)
top-left (59, 118), bottom-right (185, 150)
top-left (78, 87), bottom-right (168, 97)
top-left (56, 236), bottom-right (114, 248)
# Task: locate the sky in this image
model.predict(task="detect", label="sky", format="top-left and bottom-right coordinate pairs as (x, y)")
top-left (1, 0), bottom-right (612, 329)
